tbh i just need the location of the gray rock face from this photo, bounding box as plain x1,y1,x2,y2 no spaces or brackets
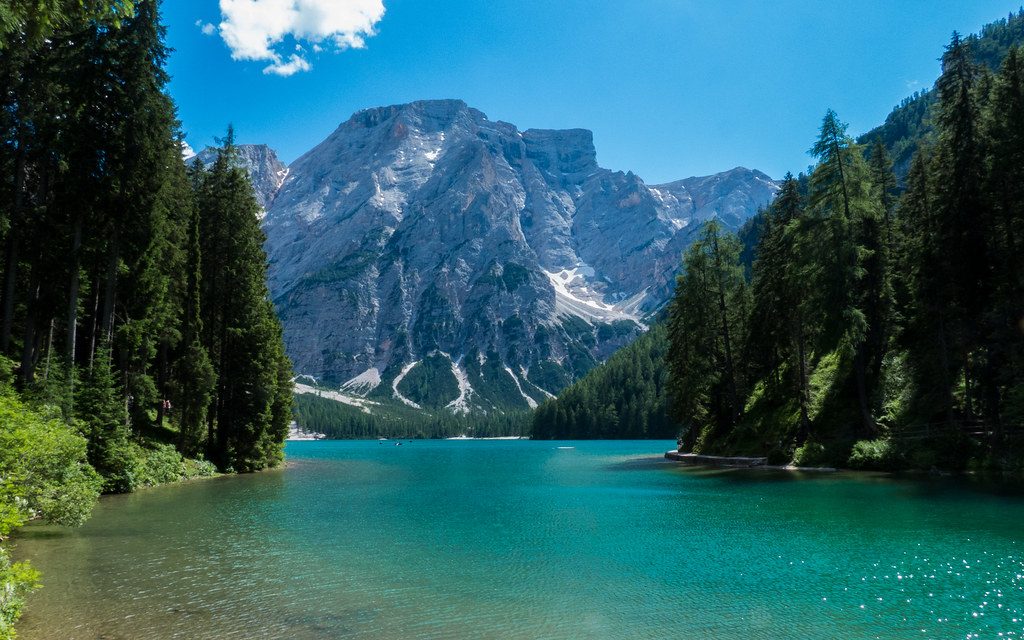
194,144,288,212
256,99,777,412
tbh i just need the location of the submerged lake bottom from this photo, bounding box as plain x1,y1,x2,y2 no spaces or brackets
14,440,1024,639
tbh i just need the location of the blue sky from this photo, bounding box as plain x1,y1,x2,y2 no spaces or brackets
167,1,1020,182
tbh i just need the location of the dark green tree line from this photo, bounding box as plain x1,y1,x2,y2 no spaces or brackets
531,324,675,440
666,36,1024,475
0,0,292,489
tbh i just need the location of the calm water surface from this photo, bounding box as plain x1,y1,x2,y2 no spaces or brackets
14,440,1024,639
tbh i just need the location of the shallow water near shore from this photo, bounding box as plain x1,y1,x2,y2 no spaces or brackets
14,440,1024,639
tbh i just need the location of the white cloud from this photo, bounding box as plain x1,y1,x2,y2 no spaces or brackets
199,21,217,36
216,0,385,76
265,53,312,76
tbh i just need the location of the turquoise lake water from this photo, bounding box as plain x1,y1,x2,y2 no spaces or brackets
14,439,1024,639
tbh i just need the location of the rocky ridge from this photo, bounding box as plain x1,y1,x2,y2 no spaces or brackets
235,100,777,413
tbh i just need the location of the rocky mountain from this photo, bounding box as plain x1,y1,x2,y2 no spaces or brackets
247,100,776,413
193,144,288,212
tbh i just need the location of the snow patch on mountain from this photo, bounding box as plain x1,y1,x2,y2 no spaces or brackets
444,354,474,414
341,367,381,396
544,266,643,325
391,362,422,409
293,382,377,414
504,365,538,409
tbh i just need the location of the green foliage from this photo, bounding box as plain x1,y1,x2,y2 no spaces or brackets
663,26,1024,476
75,346,135,493
806,350,843,422
532,324,675,439
0,4,293,636
396,354,460,409
0,377,101,530
128,443,216,487
666,221,750,448
857,10,1024,178
292,392,529,440
0,0,134,47
195,131,293,472
0,356,99,639
792,441,830,467
848,439,897,471
0,547,39,640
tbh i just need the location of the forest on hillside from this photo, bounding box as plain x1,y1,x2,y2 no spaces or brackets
0,2,292,635
667,33,1024,475
534,12,1024,466
531,324,675,439
294,392,529,440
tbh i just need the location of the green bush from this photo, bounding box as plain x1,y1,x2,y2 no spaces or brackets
792,441,829,467
848,438,895,470
0,547,40,640
183,457,218,480
124,443,217,488
135,443,185,487
0,360,100,639
0,395,101,528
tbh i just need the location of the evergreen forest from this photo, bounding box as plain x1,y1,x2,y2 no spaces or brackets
0,3,292,634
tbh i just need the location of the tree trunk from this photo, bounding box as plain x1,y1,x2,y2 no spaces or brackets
19,278,40,384
66,214,83,366
796,311,811,442
0,230,19,353
43,318,54,380
87,272,100,372
853,348,874,436
100,228,119,343
156,341,167,427
711,232,739,426
1,148,26,353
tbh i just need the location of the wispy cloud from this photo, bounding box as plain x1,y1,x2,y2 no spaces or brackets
214,0,386,76
196,20,217,36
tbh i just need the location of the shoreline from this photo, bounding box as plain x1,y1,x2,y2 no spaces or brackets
664,450,838,473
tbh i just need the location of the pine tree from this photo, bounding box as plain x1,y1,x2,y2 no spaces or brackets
981,45,1024,435
807,109,881,435
868,138,899,246
666,221,749,450
747,174,813,436
932,33,991,420
75,343,133,492
196,130,292,472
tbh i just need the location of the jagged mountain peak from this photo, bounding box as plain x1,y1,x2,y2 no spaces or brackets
241,100,777,414
194,143,287,213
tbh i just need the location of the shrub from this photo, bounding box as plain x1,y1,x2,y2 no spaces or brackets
135,443,186,487
182,457,218,480
848,438,895,470
0,548,40,640
793,441,829,467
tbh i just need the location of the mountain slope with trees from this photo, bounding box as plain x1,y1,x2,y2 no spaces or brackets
667,34,1024,476
858,9,1024,177
531,324,675,439
537,11,1024,465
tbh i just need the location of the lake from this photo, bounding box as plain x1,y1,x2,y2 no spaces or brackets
14,440,1024,639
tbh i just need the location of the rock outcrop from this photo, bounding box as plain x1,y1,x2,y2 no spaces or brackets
248,100,777,412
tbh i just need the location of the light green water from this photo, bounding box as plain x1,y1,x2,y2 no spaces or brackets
13,440,1024,639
